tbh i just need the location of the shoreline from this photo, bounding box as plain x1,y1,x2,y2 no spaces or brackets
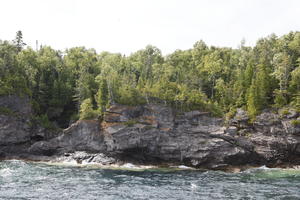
1,97,300,172
1,155,300,173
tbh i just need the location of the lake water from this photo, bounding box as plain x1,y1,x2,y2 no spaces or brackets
0,160,299,200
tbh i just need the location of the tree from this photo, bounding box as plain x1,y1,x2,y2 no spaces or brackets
95,78,109,113
200,51,224,98
3,30,300,126
64,47,100,106
246,64,272,117
273,52,292,91
247,81,259,118
16,48,39,94
13,31,26,52
79,98,97,120
290,63,300,108
0,40,29,96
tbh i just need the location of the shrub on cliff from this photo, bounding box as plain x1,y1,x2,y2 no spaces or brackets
79,98,98,120
291,120,300,127
0,106,15,116
32,114,56,130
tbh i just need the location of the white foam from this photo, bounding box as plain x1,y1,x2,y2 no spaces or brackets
243,165,276,174
81,160,95,165
191,183,198,189
121,163,137,169
178,165,192,169
48,160,79,166
0,168,13,177
257,165,271,170
61,160,78,165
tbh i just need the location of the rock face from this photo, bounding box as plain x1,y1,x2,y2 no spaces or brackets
0,95,32,156
57,120,106,153
0,95,58,158
0,95,32,115
95,105,300,168
250,111,300,164
1,95,300,169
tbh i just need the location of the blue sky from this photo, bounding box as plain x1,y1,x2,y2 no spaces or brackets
0,0,299,55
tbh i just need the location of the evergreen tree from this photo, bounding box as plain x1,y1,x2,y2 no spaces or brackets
13,31,26,52
95,78,109,113
79,98,97,120
3,31,300,126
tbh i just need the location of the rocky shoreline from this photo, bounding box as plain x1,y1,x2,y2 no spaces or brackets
1,95,300,171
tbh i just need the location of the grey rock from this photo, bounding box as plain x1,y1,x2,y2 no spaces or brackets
1,95,300,169
230,109,250,129
281,120,300,135
0,115,31,145
91,153,116,164
28,141,57,156
0,95,32,116
286,109,299,119
53,151,116,165
234,108,249,122
255,112,281,126
56,120,106,153
226,126,238,135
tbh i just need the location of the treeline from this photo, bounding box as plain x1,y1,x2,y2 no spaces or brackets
1,31,300,127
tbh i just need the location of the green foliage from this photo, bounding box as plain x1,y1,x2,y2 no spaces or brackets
0,107,15,116
291,120,300,127
290,92,300,109
79,98,98,120
13,31,26,52
33,114,56,130
289,65,300,109
117,85,146,106
206,101,223,117
70,113,80,122
225,108,237,121
279,108,290,117
124,119,138,127
274,89,288,108
95,77,109,113
247,82,259,118
2,31,300,128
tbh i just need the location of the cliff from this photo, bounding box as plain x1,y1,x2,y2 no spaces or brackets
1,95,300,169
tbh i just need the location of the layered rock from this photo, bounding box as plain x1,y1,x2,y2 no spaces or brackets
1,95,300,169
0,95,58,158
0,95,32,156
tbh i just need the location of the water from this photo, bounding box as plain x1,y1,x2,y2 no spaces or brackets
0,160,300,200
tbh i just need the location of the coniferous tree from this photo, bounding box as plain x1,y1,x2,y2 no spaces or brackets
13,31,26,52
95,78,109,113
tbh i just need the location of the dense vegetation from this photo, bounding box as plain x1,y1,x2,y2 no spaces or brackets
1,31,300,127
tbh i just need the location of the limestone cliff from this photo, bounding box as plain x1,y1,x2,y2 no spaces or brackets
1,95,300,169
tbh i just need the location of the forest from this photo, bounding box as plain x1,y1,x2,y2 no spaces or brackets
1,31,300,128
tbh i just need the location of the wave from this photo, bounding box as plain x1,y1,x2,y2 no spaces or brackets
0,168,13,177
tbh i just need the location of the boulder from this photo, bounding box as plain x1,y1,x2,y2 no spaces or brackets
226,126,238,135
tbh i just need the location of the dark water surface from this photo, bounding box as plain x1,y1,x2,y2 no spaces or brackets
0,160,299,200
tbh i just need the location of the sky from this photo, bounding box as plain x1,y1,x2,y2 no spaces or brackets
0,0,299,55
